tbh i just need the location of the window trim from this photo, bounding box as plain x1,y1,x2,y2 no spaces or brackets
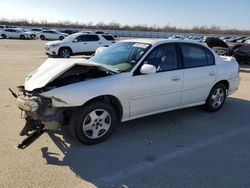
86,34,100,42
178,42,215,69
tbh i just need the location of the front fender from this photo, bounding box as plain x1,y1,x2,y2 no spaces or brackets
40,73,131,118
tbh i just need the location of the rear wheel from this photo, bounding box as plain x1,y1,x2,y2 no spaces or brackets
1,34,6,39
59,36,64,40
59,47,71,58
20,35,25,39
40,35,45,40
69,101,117,145
205,83,227,112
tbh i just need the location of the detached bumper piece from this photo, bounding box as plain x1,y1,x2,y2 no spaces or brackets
17,119,45,149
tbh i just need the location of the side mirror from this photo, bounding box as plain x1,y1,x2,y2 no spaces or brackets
140,64,156,74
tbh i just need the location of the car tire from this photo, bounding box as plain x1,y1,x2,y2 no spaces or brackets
69,101,117,145
20,35,25,39
59,36,64,40
1,34,6,39
40,35,45,40
205,83,227,112
59,47,71,58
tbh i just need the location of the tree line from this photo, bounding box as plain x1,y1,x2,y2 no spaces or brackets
1,18,250,35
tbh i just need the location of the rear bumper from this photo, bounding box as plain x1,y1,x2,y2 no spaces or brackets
228,76,241,95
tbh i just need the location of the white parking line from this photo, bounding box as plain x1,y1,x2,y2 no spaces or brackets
98,126,250,185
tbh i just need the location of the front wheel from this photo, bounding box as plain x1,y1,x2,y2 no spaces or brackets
20,35,25,39
1,34,6,39
205,83,227,112
59,47,71,58
69,101,117,145
40,35,45,40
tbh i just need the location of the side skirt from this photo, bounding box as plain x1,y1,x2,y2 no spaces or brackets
121,101,205,122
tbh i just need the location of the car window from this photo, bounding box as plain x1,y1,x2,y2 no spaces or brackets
5,29,12,32
90,42,151,72
143,44,178,72
32,29,41,31
102,35,115,41
180,44,209,68
74,35,88,42
86,35,100,41
206,49,215,65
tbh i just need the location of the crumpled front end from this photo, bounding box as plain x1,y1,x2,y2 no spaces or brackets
11,58,117,148
15,88,65,133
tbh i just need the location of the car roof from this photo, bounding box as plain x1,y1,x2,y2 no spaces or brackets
72,32,102,36
120,38,206,46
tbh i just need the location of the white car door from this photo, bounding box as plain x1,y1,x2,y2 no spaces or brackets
71,35,90,53
130,44,183,117
47,31,56,40
14,30,22,38
86,35,102,52
179,43,216,105
6,29,15,38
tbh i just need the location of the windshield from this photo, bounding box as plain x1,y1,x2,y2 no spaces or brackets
62,34,78,42
90,42,151,72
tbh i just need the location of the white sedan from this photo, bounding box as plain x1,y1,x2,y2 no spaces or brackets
1,28,35,39
14,39,240,145
37,30,68,40
45,33,115,58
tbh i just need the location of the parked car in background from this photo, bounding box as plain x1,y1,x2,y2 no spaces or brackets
1,28,35,39
185,36,203,42
45,33,115,58
231,44,250,63
245,39,250,44
95,31,105,34
14,39,240,145
19,28,36,38
59,29,79,35
29,28,43,36
38,30,68,40
205,37,232,56
0,25,7,30
229,36,245,43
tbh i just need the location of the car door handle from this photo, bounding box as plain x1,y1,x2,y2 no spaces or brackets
83,43,87,44
171,76,181,81
99,42,102,44
209,71,216,76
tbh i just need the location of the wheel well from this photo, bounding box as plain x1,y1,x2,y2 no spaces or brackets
59,46,72,54
214,80,229,90
83,95,123,122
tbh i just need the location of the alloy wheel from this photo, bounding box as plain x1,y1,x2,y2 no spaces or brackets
82,109,111,139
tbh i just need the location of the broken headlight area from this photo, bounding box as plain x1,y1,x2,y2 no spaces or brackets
10,88,70,149
13,88,64,132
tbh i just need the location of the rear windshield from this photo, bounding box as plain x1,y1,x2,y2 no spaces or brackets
102,35,115,41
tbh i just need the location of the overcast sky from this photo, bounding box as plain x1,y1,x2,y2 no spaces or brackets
0,0,250,30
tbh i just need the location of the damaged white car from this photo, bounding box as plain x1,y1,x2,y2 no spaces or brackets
11,39,240,147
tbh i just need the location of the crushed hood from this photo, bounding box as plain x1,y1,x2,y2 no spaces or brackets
24,58,118,91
